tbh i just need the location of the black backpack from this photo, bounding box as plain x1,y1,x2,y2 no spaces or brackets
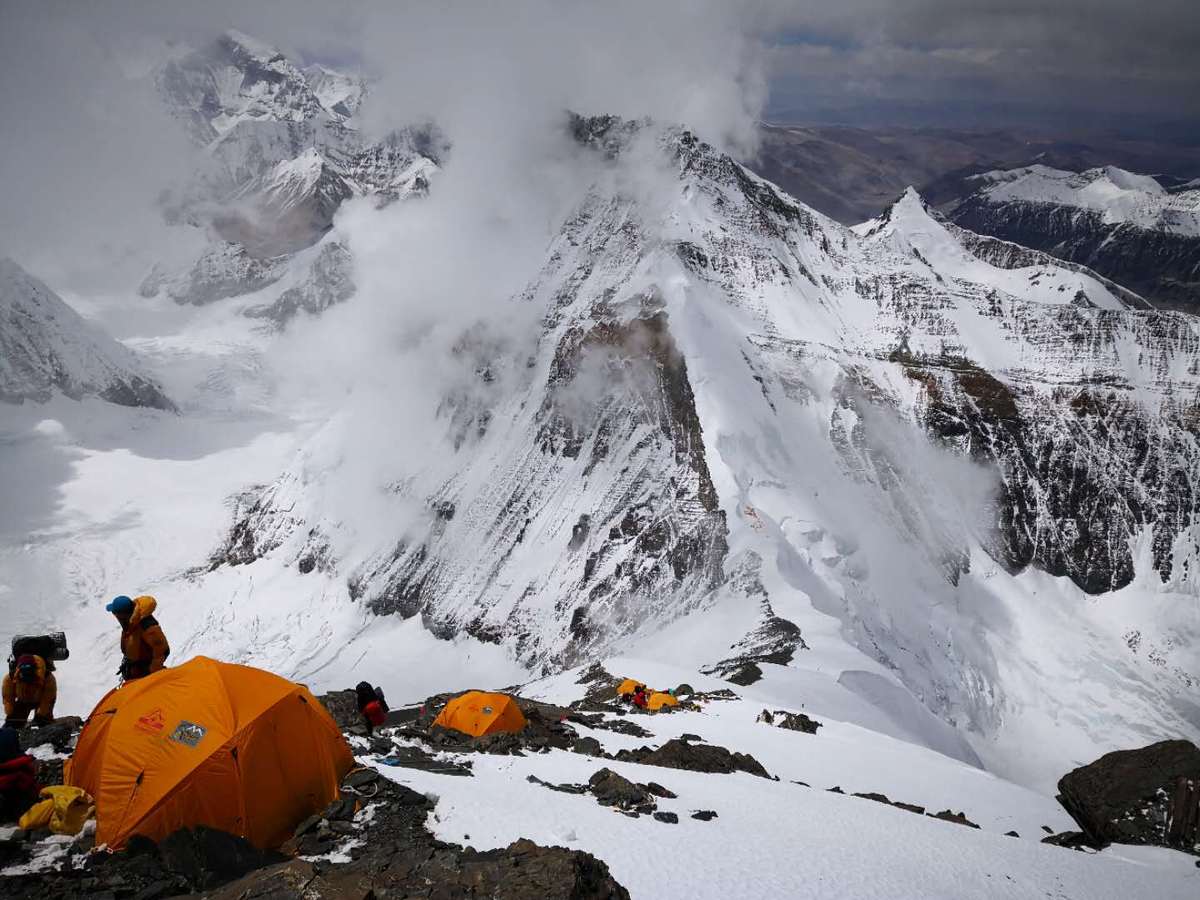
354,681,388,714
9,632,68,673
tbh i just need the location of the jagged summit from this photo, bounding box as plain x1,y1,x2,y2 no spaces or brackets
0,258,174,409
857,187,1140,311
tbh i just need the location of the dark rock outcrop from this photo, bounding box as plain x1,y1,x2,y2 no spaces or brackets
615,738,770,778
927,809,981,829
207,837,631,900
1056,739,1200,851
757,708,822,735
588,768,651,809
0,826,284,899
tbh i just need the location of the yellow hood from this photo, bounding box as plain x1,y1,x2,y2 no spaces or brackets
130,595,157,626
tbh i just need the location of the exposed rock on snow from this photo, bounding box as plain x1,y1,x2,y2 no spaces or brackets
928,808,981,829
1056,739,1200,852
613,737,771,778
0,258,174,409
757,708,823,734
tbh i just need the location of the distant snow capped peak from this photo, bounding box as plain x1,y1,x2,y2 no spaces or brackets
945,162,1200,309
219,29,286,63
966,163,1198,236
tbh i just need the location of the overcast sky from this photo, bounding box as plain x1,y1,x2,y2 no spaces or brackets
762,1,1200,133
1,0,1196,285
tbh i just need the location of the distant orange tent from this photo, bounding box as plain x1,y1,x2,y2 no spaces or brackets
647,692,679,711
432,691,526,737
617,678,643,697
65,656,353,850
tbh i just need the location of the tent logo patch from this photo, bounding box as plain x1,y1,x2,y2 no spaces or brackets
168,720,207,748
135,708,166,734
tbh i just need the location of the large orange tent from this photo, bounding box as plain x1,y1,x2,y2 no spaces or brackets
65,656,353,850
432,691,526,737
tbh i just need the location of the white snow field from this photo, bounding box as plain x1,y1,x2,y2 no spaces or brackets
371,659,1200,900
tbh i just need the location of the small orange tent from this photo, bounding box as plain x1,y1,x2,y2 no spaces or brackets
432,691,526,737
616,678,643,697
647,692,679,711
65,656,353,850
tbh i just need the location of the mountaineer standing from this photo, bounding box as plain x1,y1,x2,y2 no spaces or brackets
107,595,170,682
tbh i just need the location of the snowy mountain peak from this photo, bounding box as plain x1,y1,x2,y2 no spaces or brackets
183,122,1200,793
966,164,1198,236
159,29,337,145
946,162,1200,310
0,258,174,409
857,186,1139,311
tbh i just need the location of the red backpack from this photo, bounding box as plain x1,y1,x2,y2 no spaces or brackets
363,700,386,727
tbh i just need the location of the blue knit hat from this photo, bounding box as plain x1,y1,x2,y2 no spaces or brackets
106,595,134,614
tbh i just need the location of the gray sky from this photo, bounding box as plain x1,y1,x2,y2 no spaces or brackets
762,1,1200,133
1,0,1195,288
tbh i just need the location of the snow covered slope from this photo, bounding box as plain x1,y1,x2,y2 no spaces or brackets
945,164,1200,311
165,117,1198,788
0,257,173,409
370,660,1199,900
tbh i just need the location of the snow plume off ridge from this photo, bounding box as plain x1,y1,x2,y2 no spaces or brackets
0,3,1196,799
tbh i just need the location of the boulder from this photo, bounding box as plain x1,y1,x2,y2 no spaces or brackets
616,738,770,778
644,782,677,799
0,826,283,899
203,839,631,899
758,708,822,734
588,769,650,809
315,690,367,735
1056,739,1200,850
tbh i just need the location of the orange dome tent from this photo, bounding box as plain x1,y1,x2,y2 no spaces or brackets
647,692,679,711
432,691,526,738
65,656,353,850
616,678,643,697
